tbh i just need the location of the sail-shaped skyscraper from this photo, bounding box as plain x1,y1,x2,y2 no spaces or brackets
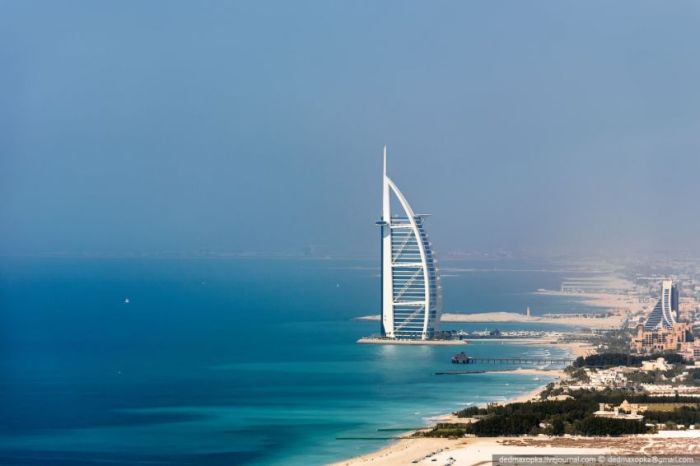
377,147,442,340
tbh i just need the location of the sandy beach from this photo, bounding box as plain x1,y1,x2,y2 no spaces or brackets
441,311,628,329
329,432,700,465
338,288,621,466
327,436,611,466
328,366,568,466
533,289,642,312
357,310,628,329
357,283,645,331
499,340,594,358
556,341,595,358
328,329,700,466
327,340,597,466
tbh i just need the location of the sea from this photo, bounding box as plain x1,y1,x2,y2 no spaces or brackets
0,257,602,466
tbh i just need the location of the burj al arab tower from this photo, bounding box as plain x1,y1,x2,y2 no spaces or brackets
377,147,442,340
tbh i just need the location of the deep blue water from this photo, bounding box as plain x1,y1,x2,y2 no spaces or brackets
0,258,596,466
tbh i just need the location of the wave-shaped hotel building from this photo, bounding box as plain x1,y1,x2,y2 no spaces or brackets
377,147,442,340
643,280,679,330
633,279,699,360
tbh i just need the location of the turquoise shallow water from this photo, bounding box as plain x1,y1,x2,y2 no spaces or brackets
0,258,593,465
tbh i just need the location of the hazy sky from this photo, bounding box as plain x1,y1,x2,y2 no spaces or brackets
2,1,700,258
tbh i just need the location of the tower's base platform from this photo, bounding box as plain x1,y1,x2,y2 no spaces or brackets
357,337,467,345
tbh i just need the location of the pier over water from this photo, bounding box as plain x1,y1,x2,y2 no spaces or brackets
450,351,574,366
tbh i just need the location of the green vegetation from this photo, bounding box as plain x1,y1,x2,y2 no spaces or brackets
563,389,699,405
565,367,590,383
625,365,685,385
638,402,698,412
421,423,471,438
469,413,541,436
689,368,700,386
644,406,700,425
576,416,647,436
596,329,633,353
419,389,700,439
421,395,646,437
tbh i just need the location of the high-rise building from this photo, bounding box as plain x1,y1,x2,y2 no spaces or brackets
633,279,698,358
377,147,442,340
643,280,679,330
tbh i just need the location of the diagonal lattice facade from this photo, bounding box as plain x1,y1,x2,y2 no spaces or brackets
378,147,442,340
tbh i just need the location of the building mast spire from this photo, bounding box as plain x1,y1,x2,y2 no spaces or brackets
380,145,393,337
383,145,387,177
382,145,390,222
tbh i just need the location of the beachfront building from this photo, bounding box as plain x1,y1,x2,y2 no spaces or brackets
632,321,696,357
641,357,673,372
644,280,679,330
378,147,442,340
593,401,646,420
632,319,696,354
640,384,700,397
632,280,696,357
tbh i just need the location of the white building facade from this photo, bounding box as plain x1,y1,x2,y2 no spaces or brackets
378,147,442,340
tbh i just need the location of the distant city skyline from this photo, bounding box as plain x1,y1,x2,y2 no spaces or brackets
3,1,700,258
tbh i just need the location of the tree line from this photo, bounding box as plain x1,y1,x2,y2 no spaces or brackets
420,389,699,438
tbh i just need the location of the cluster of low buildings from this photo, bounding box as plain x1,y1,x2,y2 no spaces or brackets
640,384,700,397
632,321,699,360
565,367,632,391
558,357,700,396
593,400,646,420
549,357,700,422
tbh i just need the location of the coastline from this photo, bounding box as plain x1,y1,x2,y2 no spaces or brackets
357,311,628,329
326,437,612,466
327,341,588,466
326,381,563,466
357,337,468,345
328,433,700,466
